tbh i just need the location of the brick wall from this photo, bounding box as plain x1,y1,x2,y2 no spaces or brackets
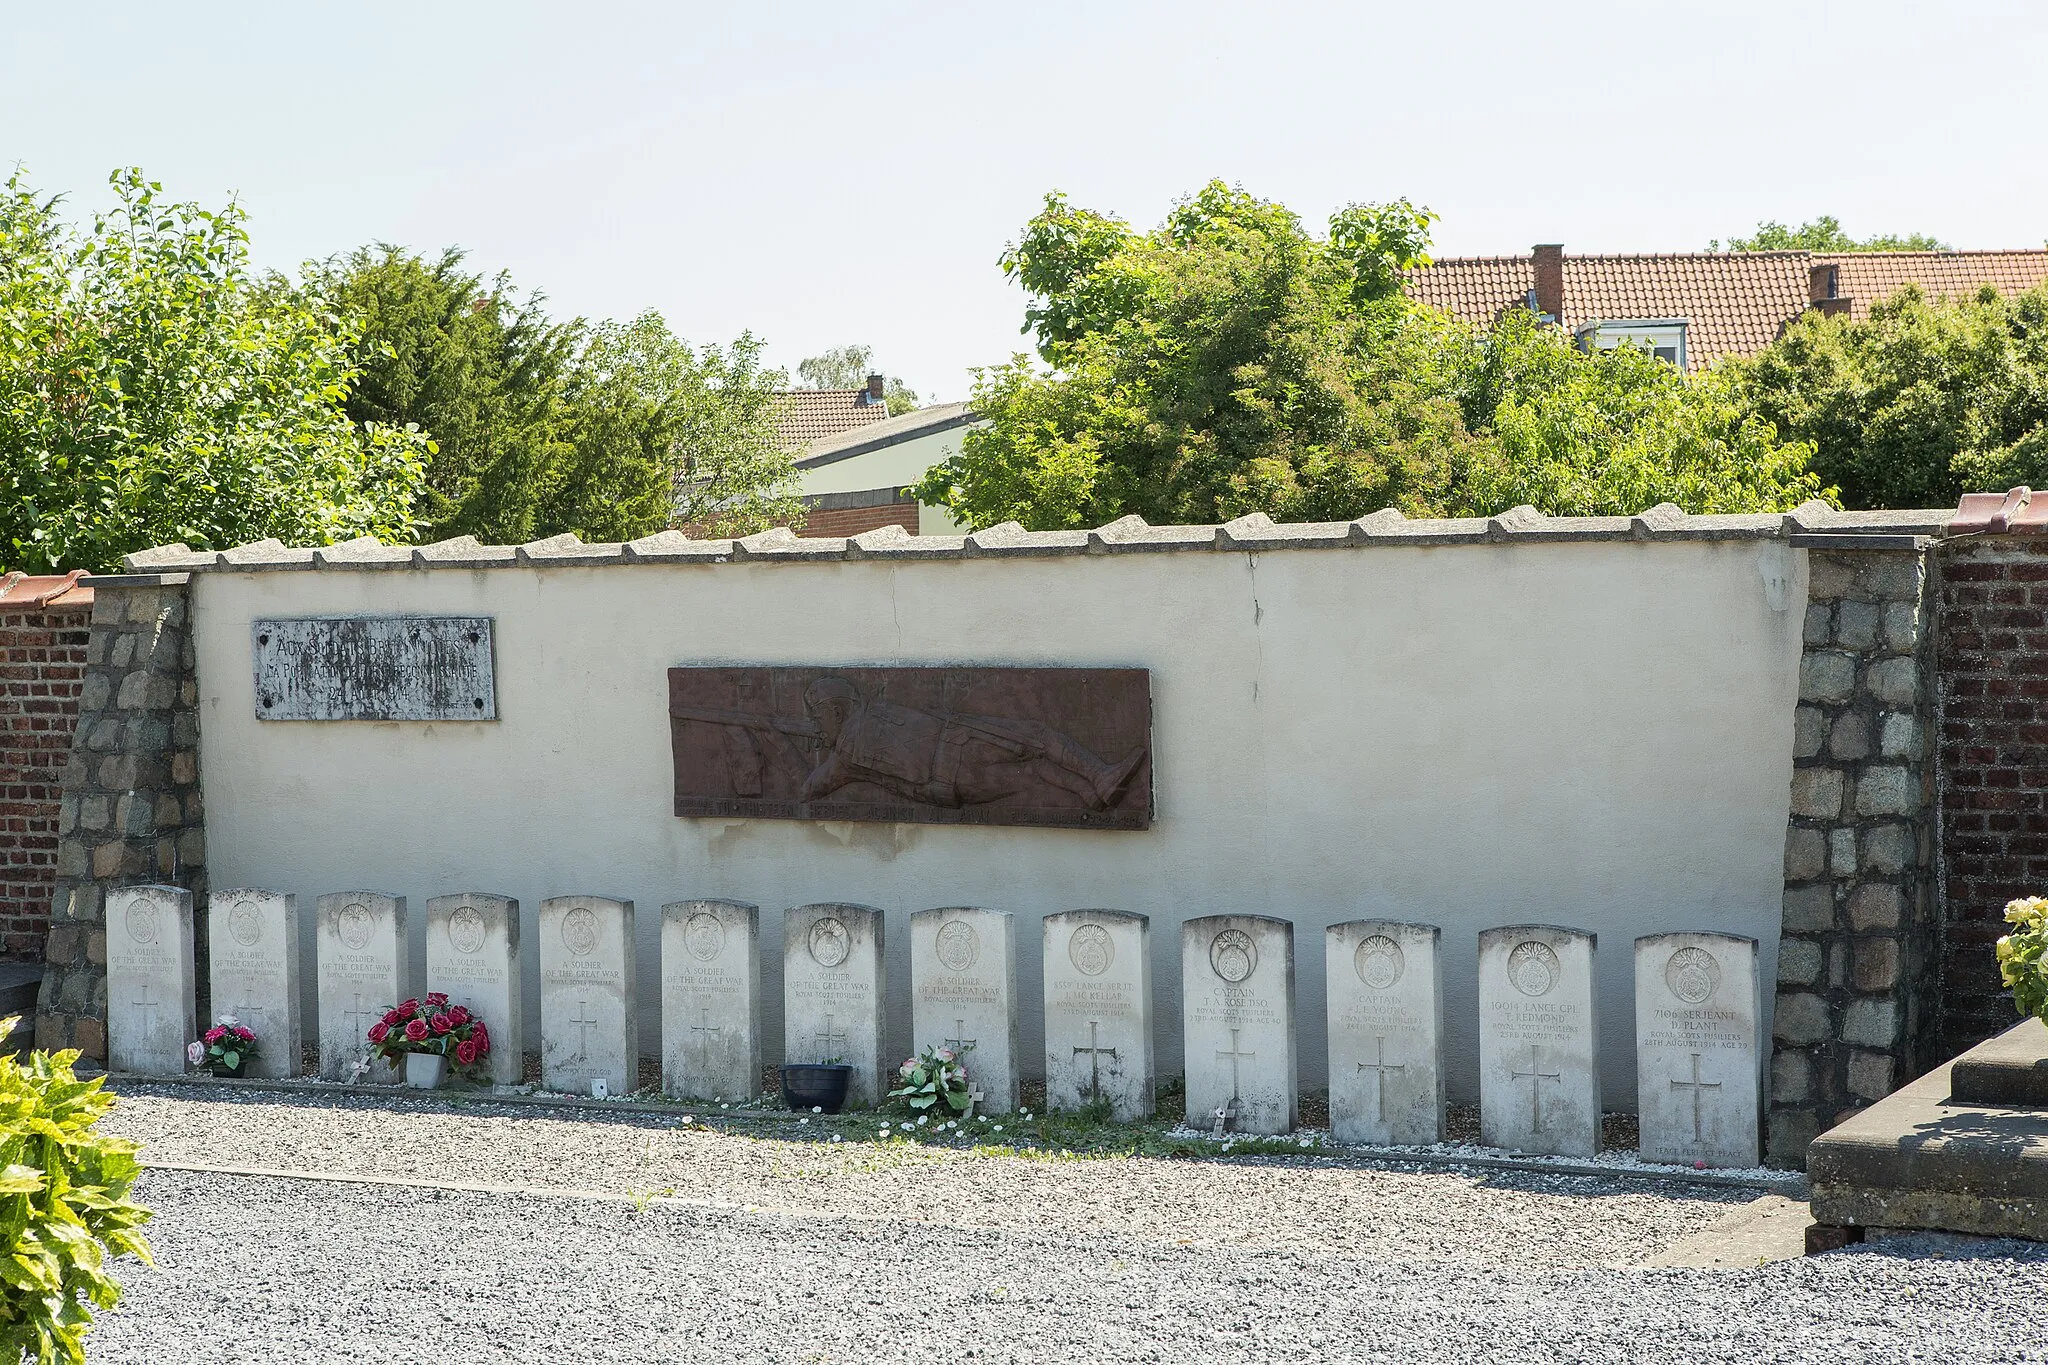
797,501,919,539
1768,547,1941,1166
1933,536,2048,1056
0,580,93,960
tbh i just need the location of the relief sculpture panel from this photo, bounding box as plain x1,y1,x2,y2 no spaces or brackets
669,666,1151,830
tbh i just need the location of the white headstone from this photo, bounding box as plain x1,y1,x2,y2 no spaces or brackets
661,899,760,1100
316,891,408,1083
1042,910,1153,1120
538,896,638,1096
426,893,523,1086
206,889,301,1079
106,885,196,1075
1478,925,1600,1157
1634,932,1761,1168
1326,919,1442,1146
783,903,885,1109
910,907,1019,1114
1181,914,1296,1136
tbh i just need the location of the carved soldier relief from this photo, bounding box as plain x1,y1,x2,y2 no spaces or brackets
669,666,1152,830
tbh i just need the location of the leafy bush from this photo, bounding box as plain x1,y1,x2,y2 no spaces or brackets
0,169,432,574
887,1043,975,1118
1733,284,2048,510
915,181,1827,530
1997,897,2048,1024
0,1018,153,1364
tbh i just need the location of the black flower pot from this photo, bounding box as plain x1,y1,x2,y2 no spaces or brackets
781,1064,853,1114
210,1056,247,1080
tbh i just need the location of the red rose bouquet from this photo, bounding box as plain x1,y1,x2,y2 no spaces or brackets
367,992,491,1077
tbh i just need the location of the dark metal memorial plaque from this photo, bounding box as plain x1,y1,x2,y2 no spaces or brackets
669,666,1151,829
252,617,497,721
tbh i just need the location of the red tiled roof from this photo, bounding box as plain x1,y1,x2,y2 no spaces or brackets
1405,248,2048,369
1813,251,2048,322
774,389,891,450
1404,252,1812,368
0,571,91,608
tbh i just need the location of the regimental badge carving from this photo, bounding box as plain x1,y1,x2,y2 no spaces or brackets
448,905,487,956
1068,924,1114,977
1665,946,1721,1005
684,912,726,963
227,900,263,948
934,921,980,973
338,903,374,951
1507,941,1561,998
1210,929,1257,984
808,917,850,969
1354,935,1405,990
126,901,159,946
668,666,1152,831
561,907,600,958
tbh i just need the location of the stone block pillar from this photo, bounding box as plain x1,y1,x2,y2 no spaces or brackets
34,575,205,1060
1767,548,1940,1166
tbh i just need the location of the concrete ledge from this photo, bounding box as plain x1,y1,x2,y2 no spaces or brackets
1808,1019,2048,1240
1953,1018,2048,1108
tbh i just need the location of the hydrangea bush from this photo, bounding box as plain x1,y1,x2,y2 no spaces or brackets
887,1043,975,1118
1996,896,2048,1024
0,1017,153,1365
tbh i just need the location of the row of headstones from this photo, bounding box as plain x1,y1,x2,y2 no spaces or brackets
104,887,1760,1166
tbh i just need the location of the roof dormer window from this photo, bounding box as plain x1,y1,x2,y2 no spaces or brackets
1574,319,1688,369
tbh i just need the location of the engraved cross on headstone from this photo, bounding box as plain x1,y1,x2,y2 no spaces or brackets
814,1014,849,1056
944,1018,977,1054
1511,1054,1562,1133
131,985,161,1037
691,1010,723,1046
342,992,380,1045
1669,1051,1721,1142
1072,1020,1119,1099
569,999,600,1062
1355,1035,1406,1124
1216,1026,1256,1108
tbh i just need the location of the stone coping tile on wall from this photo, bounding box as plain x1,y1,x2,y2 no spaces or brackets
119,503,1959,575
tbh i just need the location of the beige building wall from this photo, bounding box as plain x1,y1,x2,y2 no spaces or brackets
190,538,1804,1102
796,423,975,534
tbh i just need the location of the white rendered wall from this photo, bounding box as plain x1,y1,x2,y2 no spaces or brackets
192,539,1805,1105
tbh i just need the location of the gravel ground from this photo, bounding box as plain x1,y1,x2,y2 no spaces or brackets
104,1086,1732,1265
91,1169,2048,1365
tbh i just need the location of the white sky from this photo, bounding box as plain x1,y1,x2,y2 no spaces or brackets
7,1,2044,404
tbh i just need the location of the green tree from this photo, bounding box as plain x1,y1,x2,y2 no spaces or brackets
1733,284,2048,508
560,314,802,540
1711,216,1948,252
797,342,920,414
915,182,1824,530
0,170,431,574
314,246,579,543
325,251,801,541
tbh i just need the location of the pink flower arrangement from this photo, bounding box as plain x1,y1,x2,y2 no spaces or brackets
189,1014,260,1075
367,995,491,1078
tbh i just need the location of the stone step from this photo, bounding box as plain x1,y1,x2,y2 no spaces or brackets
1950,1017,2048,1108
1808,1017,2048,1242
